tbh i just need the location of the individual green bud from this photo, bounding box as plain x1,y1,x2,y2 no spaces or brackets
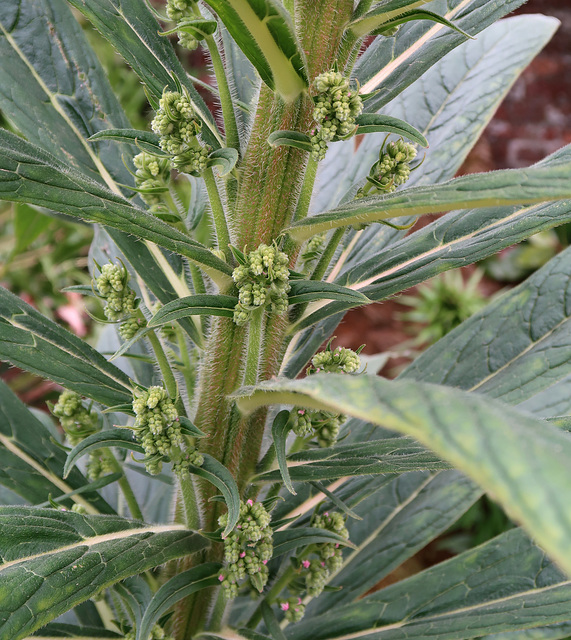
172,448,204,477
71,503,88,515
314,411,344,448
367,138,417,194
300,233,326,272
52,390,98,445
178,30,199,50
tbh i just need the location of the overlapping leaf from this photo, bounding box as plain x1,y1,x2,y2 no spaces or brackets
0,508,207,640
236,374,571,575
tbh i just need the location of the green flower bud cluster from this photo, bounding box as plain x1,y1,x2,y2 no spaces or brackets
124,623,172,640
232,244,290,326
166,0,196,21
362,138,417,195
307,345,361,375
86,451,115,481
133,151,171,207
172,447,204,476
279,597,306,622
95,262,138,322
52,390,98,445
302,512,349,597
300,233,326,272
119,315,147,341
132,387,182,475
218,499,273,598
71,503,88,514
177,30,199,51
151,90,202,156
310,70,363,161
171,144,212,176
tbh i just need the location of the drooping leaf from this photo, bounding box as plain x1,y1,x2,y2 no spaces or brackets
0,380,114,514
287,152,571,241
88,129,165,156
354,114,428,147
66,0,222,149
148,295,239,328
287,280,369,306
0,130,232,283
272,527,356,557
190,455,240,537
0,508,207,640
168,18,218,38
267,130,313,153
63,429,144,479
202,0,308,101
207,148,239,176
354,0,531,112
271,410,295,495
285,528,571,640
136,563,222,640
349,0,430,36
235,373,571,576
0,286,133,408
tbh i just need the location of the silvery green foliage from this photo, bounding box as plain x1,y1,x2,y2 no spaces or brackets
0,1,570,640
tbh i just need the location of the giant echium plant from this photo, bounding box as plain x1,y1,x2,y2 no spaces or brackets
1,0,571,638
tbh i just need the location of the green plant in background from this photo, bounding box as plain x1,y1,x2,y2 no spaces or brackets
2,2,571,640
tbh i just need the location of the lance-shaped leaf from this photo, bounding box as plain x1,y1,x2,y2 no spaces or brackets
32,623,122,637
349,0,430,36
272,527,355,557
88,129,165,156
271,410,295,495
287,280,370,306
402,243,571,411
354,114,428,147
287,153,571,241
267,130,313,153
190,455,240,537
148,295,238,328
0,507,207,640
0,130,232,283
235,373,571,576
64,429,144,479
354,0,530,112
67,0,222,149
202,0,308,102
0,286,132,408
0,380,114,514
137,563,222,640
256,437,449,483
285,527,571,640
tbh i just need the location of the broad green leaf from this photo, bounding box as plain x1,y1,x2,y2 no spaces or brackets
287,280,369,306
0,286,133,408
354,0,530,112
286,527,571,640
0,380,114,514
208,148,240,176
256,436,449,483
64,429,144,479
67,0,222,149
267,130,313,153
349,0,430,36
202,0,308,101
13,204,52,255
236,373,571,575
272,410,295,495
354,114,428,147
402,244,571,411
137,563,222,640
287,153,571,241
0,508,207,640
148,295,239,327
0,130,232,283
88,129,165,156
190,454,240,537
272,527,356,557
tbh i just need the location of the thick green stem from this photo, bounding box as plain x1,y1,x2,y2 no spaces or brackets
244,308,265,386
179,472,201,530
203,168,232,261
311,227,346,281
107,454,144,521
147,330,179,406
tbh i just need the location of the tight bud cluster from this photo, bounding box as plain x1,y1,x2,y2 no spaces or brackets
232,244,290,326
95,263,138,322
300,233,326,272
118,315,147,341
151,89,203,156
124,623,172,640
303,512,349,598
172,448,204,476
364,138,417,195
166,0,196,21
310,70,363,161
171,144,212,176
132,387,182,475
133,151,171,207
290,344,361,446
86,451,115,481
279,597,306,622
218,499,273,598
52,390,98,445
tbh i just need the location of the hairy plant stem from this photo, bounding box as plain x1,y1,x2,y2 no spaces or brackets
244,308,265,386
146,329,180,409
203,168,232,261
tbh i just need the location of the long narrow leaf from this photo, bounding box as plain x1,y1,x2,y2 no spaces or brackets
148,295,239,327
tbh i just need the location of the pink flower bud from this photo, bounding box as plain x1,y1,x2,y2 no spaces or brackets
247,499,254,506
302,560,311,569
281,602,290,611
218,575,224,582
